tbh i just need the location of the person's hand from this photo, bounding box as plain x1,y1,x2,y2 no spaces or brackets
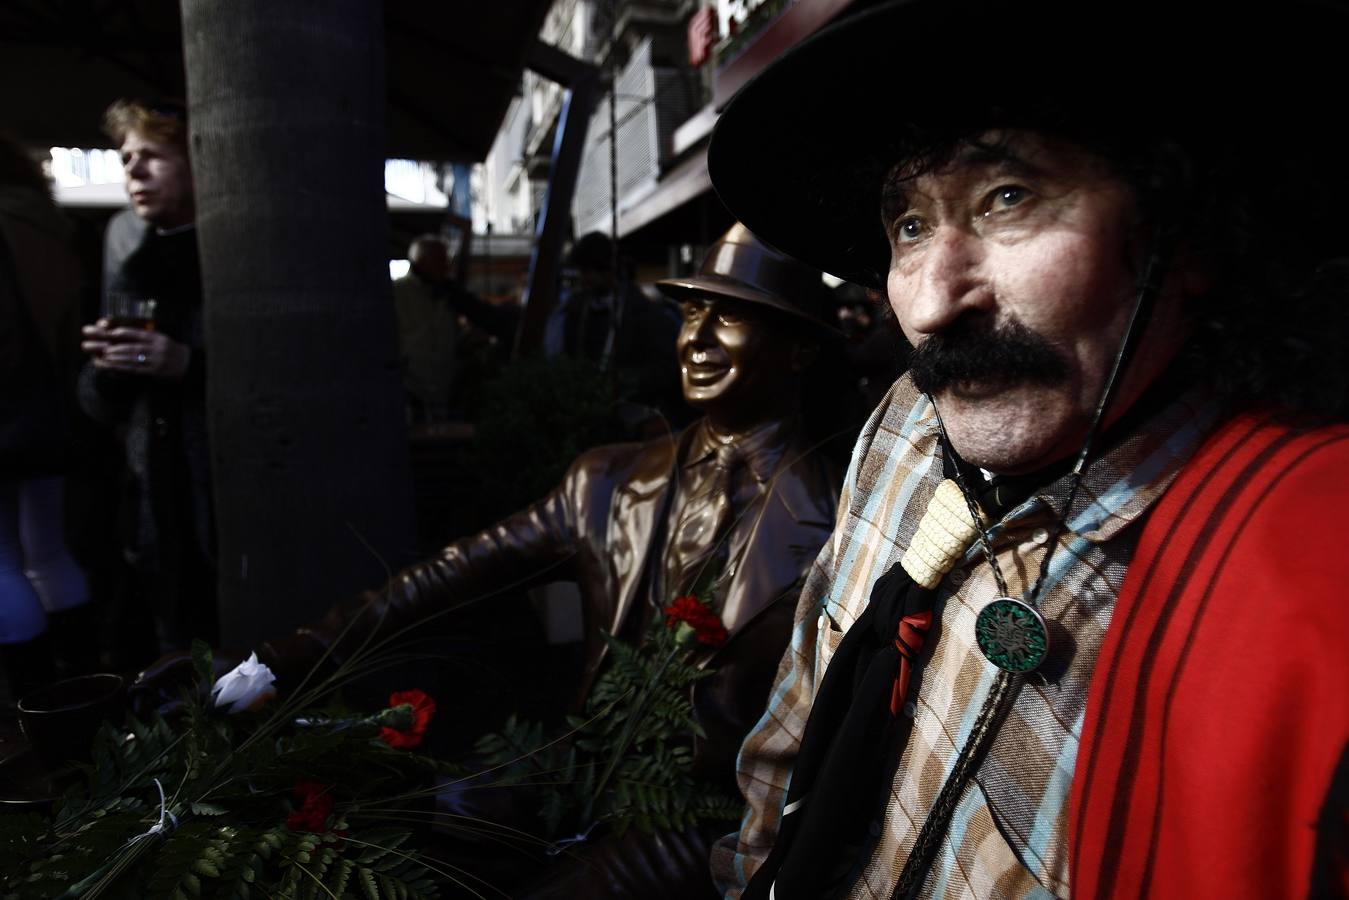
130,649,243,717
81,319,191,380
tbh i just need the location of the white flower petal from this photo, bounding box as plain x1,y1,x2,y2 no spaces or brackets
211,652,277,714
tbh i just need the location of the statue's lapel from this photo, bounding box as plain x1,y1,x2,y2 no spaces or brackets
706,441,835,664
608,430,686,635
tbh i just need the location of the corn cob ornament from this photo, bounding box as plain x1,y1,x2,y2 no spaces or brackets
900,480,981,589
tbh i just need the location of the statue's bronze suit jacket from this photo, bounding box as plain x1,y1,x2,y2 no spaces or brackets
264,422,841,787
255,423,839,897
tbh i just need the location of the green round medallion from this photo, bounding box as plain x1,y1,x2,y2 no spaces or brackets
975,597,1050,673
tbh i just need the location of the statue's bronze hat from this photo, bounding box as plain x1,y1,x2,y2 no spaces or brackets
656,223,837,333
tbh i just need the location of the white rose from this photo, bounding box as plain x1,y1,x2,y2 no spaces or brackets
211,652,278,713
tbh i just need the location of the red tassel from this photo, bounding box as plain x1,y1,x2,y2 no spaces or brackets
890,610,933,716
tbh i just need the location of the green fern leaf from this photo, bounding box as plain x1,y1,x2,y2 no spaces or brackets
189,802,228,817
191,858,220,878
328,859,354,898
357,866,379,900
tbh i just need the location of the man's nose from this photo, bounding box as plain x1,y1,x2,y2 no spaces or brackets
124,155,147,179
896,227,991,336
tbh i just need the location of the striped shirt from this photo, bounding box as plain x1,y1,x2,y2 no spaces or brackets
711,374,1218,899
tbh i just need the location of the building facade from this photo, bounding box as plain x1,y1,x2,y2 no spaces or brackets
476,0,864,279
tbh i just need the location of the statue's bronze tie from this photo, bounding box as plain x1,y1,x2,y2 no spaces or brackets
667,444,744,600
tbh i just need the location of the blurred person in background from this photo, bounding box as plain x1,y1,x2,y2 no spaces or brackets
547,231,688,432
393,234,460,423
832,280,910,414
394,232,521,423
0,135,94,701
78,99,215,657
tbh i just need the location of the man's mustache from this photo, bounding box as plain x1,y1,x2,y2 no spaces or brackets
908,318,1069,395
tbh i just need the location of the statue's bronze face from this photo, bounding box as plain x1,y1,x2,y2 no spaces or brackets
677,295,805,424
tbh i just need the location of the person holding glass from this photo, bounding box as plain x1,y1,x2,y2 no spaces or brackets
78,98,215,658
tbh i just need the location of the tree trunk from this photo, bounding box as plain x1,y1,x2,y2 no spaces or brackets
181,0,415,648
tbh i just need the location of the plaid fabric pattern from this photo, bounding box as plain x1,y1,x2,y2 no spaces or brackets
712,374,1217,899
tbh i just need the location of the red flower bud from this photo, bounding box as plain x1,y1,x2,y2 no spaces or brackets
663,595,728,648
286,780,335,833
379,689,437,749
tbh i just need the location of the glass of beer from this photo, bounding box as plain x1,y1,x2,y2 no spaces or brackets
106,295,157,331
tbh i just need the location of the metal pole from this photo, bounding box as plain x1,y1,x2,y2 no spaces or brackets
513,39,601,355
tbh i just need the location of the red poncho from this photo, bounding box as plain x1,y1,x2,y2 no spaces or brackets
1071,414,1349,899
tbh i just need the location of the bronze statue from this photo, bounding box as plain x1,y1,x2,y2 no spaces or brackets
140,222,844,898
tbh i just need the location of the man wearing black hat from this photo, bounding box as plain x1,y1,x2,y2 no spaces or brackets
141,223,843,897
705,2,1349,898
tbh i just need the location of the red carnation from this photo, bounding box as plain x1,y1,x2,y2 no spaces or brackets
664,595,728,648
379,689,437,749
286,779,334,833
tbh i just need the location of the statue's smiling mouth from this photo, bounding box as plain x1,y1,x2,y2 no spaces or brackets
685,349,730,384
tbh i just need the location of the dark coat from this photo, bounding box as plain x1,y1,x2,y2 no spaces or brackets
0,186,81,477
76,209,213,573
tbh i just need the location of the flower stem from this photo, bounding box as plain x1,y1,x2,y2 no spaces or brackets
581,641,683,825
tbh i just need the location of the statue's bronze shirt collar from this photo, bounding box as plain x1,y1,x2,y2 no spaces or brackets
681,417,798,485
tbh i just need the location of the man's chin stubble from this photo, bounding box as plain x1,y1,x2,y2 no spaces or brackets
942,400,1093,473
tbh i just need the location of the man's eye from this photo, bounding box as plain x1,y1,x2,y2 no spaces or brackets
894,216,924,243
987,185,1028,212
717,313,742,325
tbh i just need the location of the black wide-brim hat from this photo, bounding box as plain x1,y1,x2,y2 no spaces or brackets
708,0,1347,290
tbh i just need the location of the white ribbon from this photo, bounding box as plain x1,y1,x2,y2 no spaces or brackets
145,778,178,836
545,820,599,856
117,777,179,851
